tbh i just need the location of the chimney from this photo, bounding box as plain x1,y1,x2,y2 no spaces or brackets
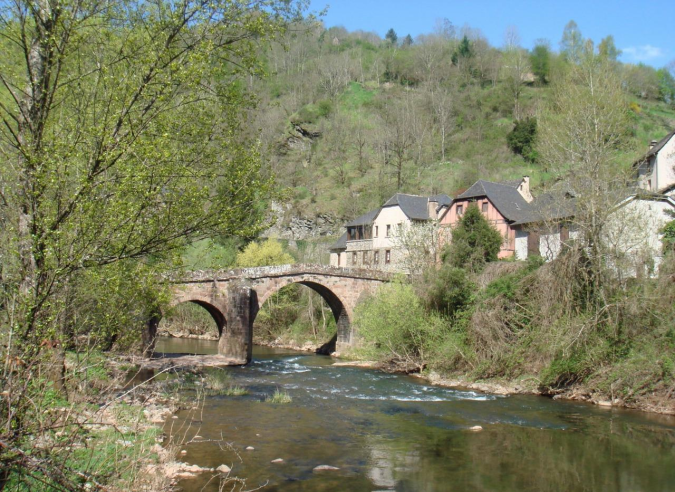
517,176,533,203
428,197,439,220
649,140,658,150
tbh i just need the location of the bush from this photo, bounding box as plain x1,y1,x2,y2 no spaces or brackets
507,118,538,162
236,238,294,267
422,265,475,317
354,281,441,370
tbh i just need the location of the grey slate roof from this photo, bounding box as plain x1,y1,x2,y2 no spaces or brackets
382,193,451,220
456,180,532,222
329,232,347,251
640,128,675,161
511,192,576,225
345,208,380,227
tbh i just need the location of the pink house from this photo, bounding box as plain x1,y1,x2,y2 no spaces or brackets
439,177,534,258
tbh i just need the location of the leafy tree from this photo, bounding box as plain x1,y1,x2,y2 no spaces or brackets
598,35,621,62
236,238,295,267
452,35,472,65
656,68,675,105
530,40,551,84
0,0,304,487
443,204,503,271
560,20,584,64
507,118,538,162
385,28,398,45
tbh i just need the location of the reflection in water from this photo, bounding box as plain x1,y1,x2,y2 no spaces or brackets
158,337,675,492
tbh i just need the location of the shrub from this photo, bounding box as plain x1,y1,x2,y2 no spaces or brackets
354,281,439,369
236,238,294,267
506,117,538,162
422,265,475,317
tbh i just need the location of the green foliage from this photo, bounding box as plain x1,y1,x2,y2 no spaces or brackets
656,68,675,105
385,28,398,45
236,238,295,267
661,220,675,253
423,265,475,317
443,204,504,271
355,281,444,368
506,117,538,162
530,42,551,84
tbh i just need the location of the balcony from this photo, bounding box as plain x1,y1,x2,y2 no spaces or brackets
346,239,373,251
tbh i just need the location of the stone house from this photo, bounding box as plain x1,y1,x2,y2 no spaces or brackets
439,177,534,258
329,193,451,271
635,129,675,194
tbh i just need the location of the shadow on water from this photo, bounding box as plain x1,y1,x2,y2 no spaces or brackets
155,337,675,492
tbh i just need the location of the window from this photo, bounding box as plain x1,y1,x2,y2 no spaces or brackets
337,253,341,267
374,251,379,264
482,202,488,213
385,250,391,264
375,225,379,237
457,205,464,216
386,224,391,237
363,251,369,264
352,252,357,265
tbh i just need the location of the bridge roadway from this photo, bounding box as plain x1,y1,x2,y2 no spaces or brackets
144,264,393,364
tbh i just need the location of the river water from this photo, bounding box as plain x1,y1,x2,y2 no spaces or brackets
155,337,675,492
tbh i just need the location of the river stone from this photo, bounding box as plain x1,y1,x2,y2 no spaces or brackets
271,458,284,463
216,465,231,474
313,465,340,471
245,446,255,451
469,425,483,431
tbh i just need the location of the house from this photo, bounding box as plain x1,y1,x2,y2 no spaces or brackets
603,193,675,277
439,177,534,258
635,129,675,194
329,193,451,271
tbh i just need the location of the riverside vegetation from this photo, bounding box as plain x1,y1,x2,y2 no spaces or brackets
2,2,675,489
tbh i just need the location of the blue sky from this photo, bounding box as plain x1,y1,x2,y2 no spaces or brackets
309,0,674,68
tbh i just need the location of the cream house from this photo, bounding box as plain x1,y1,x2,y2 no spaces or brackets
329,193,451,271
635,129,675,194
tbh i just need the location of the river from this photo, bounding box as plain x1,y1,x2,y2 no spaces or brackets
155,337,675,492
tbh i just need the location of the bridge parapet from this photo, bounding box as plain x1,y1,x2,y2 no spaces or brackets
172,263,397,283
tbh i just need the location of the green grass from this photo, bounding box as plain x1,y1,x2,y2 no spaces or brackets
340,82,375,111
266,388,292,404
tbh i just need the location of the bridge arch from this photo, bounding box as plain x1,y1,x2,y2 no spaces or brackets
252,279,350,354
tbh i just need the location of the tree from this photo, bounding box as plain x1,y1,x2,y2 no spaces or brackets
560,20,584,64
443,204,503,271
598,35,621,62
507,118,538,162
236,238,294,267
537,49,634,312
0,0,303,487
392,221,446,276
502,27,530,119
385,28,398,45
402,34,413,48
530,40,551,84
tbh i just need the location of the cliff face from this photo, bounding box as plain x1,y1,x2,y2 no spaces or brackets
265,202,340,240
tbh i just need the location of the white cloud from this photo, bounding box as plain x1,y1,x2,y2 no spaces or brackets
622,44,665,62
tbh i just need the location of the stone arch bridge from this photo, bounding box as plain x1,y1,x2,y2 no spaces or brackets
144,265,393,364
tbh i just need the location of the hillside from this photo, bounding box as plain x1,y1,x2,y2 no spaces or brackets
242,23,675,237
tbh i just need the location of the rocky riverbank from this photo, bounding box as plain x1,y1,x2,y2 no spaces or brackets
332,359,675,416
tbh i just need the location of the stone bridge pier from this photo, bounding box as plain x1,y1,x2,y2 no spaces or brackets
144,265,392,364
